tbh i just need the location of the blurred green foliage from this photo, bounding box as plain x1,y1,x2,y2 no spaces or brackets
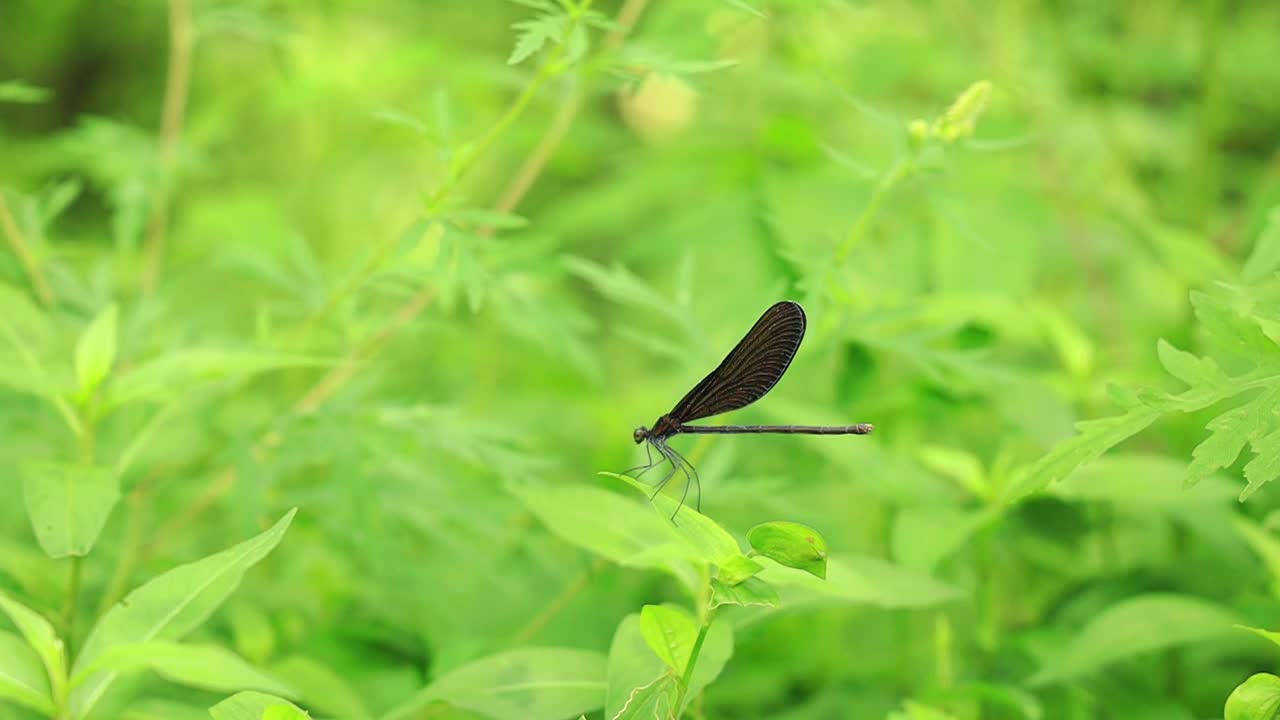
3,0,1280,718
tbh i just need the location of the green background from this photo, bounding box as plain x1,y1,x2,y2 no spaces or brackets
3,0,1280,718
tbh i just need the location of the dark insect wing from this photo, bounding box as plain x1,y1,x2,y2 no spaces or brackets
668,301,806,423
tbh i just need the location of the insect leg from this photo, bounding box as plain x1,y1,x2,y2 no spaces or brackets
621,440,663,479
649,441,682,500
663,444,700,519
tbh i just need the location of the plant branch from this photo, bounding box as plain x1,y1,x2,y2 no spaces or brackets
0,191,54,305
482,0,649,234
141,0,194,295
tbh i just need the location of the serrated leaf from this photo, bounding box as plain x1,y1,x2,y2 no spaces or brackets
747,521,828,579
1244,207,1280,282
208,691,308,720
1003,407,1162,503
508,14,566,65
710,577,779,610
1191,290,1276,359
1029,594,1239,685
639,605,697,674
21,461,121,558
0,629,54,714
75,304,118,396
1186,387,1280,488
72,510,296,717
382,648,606,720
1225,673,1280,720
1157,339,1229,390
1243,428,1280,500
716,554,762,585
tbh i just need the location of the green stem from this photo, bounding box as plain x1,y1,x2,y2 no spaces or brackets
288,2,593,342
677,613,714,713
62,556,82,661
835,157,910,264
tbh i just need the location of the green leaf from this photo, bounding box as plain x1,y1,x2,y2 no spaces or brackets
1029,594,1240,685
106,349,330,409
0,80,51,104
0,591,67,704
1243,207,1280,282
612,674,679,720
208,691,308,720
716,555,763,585
382,648,607,720
1238,625,1280,650
71,642,294,697
605,614,664,720
122,698,211,720
1156,339,1229,391
710,577,779,610
1186,388,1280,488
681,619,732,714
506,481,700,593
270,656,371,719
1227,673,1280,720
71,509,296,718
1003,407,1162,503
747,521,829,579
508,14,566,65
1243,427,1280,500
21,461,121,558
0,629,54,714
639,605,697,675
606,473,741,565
75,303,118,396
262,706,310,720
759,555,964,609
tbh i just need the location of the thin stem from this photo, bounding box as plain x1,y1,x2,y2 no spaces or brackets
512,559,604,643
96,484,150,616
1195,0,1223,232
835,157,909,264
0,191,54,305
141,0,194,295
61,557,83,660
677,615,713,710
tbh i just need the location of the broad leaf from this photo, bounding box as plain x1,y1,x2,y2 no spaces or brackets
71,642,294,697
716,555,763,586
383,647,607,720
759,555,964,609
605,615,664,720
21,461,120,558
1225,673,1280,720
71,510,296,717
0,590,66,702
75,303,118,396
208,691,307,720
747,521,828,579
710,578,779,610
1029,594,1240,685
639,605,697,674
612,674,679,720
0,629,54,715
606,473,741,565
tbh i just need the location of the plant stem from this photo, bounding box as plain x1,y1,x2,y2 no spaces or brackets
62,556,83,660
676,611,714,715
512,559,605,643
141,0,193,295
0,191,54,305
835,157,909,264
